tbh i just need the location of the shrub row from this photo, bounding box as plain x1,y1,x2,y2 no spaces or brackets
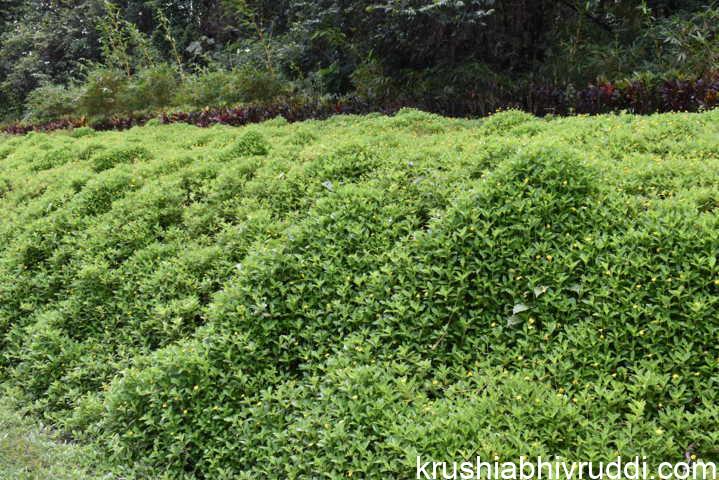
527,73,719,116
3,72,718,136
1,109,719,477
0,97,375,136
20,66,290,124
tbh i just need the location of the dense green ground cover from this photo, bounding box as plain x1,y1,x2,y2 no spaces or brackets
0,398,102,480
0,110,718,478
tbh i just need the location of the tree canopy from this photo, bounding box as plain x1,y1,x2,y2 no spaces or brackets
0,0,716,121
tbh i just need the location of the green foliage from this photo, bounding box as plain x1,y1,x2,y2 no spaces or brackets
70,63,289,122
222,0,280,76
70,127,97,139
0,397,107,479
541,3,719,83
350,56,399,103
97,0,157,75
175,67,288,109
122,64,180,112
1,110,719,477
480,108,536,133
1,0,717,124
0,0,104,121
220,130,270,158
646,7,719,76
24,85,81,122
154,7,185,76
91,145,152,172
77,68,130,119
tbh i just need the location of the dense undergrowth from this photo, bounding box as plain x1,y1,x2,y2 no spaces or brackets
0,397,101,479
4,70,719,136
1,109,719,478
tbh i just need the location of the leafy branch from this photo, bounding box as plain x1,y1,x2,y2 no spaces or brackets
224,0,277,77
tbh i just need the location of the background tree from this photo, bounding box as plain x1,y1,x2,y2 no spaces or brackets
1,0,716,122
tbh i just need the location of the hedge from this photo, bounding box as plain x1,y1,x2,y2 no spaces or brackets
0,109,718,478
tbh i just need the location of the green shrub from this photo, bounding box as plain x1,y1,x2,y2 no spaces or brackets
77,68,129,120
306,143,380,181
351,57,399,104
24,84,80,122
72,168,137,215
1,110,719,478
121,65,180,113
90,145,151,172
0,177,11,199
31,146,77,172
480,108,536,134
175,67,287,109
144,118,162,127
219,130,270,159
70,127,96,139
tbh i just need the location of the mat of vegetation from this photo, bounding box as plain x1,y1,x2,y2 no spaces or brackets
0,398,102,480
0,109,718,478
